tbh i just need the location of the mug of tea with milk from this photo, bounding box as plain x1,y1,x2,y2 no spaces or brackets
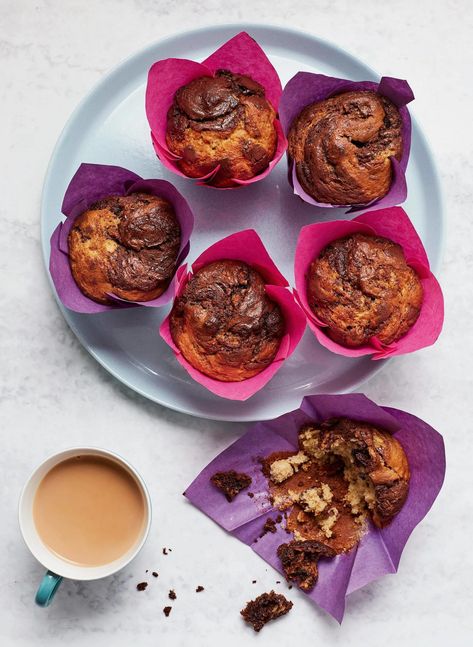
19,448,151,606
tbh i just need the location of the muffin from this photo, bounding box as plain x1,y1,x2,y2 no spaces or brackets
68,193,181,304
166,70,277,187
307,232,423,347
169,260,284,381
288,90,403,205
299,418,410,528
264,418,410,565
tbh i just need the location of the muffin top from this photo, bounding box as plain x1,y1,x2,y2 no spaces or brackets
68,193,181,304
166,70,277,187
307,232,423,347
169,260,284,381
288,90,403,205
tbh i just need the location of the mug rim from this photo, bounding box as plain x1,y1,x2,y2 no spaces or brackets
18,446,152,581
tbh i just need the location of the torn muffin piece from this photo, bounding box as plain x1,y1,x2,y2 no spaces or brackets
269,452,309,483
299,418,410,528
277,540,336,591
264,418,410,559
210,470,252,501
240,591,293,632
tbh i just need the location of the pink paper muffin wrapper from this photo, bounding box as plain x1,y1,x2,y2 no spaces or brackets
278,73,414,212
160,229,306,400
145,31,287,188
293,207,444,359
185,393,445,623
49,163,195,313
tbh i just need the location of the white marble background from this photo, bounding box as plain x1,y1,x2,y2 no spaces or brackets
1,0,472,645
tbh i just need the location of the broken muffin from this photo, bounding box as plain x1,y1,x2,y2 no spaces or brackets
240,591,293,632
210,469,252,501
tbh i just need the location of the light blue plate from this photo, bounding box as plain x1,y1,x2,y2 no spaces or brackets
40,25,443,422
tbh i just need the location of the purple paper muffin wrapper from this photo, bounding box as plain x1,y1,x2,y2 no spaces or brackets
278,73,414,212
145,31,287,188
49,163,194,313
185,393,445,622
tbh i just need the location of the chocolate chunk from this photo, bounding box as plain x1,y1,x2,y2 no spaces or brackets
241,591,293,632
136,582,148,591
163,606,172,617
277,540,336,591
152,571,158,578
195,585,204,593
210,469,252,501
168,590,176,600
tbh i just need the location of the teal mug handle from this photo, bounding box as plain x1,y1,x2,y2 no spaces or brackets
35,571,63,607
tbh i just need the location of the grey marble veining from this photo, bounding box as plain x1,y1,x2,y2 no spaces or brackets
0,0,472,645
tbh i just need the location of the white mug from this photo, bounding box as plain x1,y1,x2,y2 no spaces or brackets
19,447,152,606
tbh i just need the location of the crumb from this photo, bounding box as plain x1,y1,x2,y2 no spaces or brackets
169,590,176,600
277,540,336,591
276,581,281,584
247,492,254,498
252,580,257,584
196,585,204,593
210,470,252,501
269,452,309,484
163,606,172,617
288,585,293,589
152,572,158,578
162,548,168,555
145,569,148,573
241,591,293,632
136,582,148,591
261,517,277,536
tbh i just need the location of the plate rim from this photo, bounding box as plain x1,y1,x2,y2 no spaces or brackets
40,23,444,422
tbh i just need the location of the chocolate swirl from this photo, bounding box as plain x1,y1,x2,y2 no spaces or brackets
307,233,423,347
68,193,181,304
288,91,403,205
170,260,284,381
166,70,277,187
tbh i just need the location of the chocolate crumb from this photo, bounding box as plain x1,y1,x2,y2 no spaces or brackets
196,585,204,593
247,492,255,498
252,580,257,584
163,606,172,617
163,548,168,555
276,581,281,584
210,470,252,501
169,590,177,600
152,572,158,578
136,582,148,591
241,591,293,632
145,570,148,573
277,540,336,591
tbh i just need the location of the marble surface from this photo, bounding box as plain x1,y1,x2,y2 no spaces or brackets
1,0,472,645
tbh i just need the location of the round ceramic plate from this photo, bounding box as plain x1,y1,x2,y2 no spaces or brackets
41,24,443,422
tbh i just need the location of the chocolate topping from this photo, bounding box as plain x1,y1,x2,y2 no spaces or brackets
307,232,423,346
288,91,403,205
170,260,284,381
166,70,276,187
68,193,181,304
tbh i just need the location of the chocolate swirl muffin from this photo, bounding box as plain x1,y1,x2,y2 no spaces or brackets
169,260,284,381
68,193,181,304
288,91,403,204
166,70,277,187
299,418,410,528
307,233,423,347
